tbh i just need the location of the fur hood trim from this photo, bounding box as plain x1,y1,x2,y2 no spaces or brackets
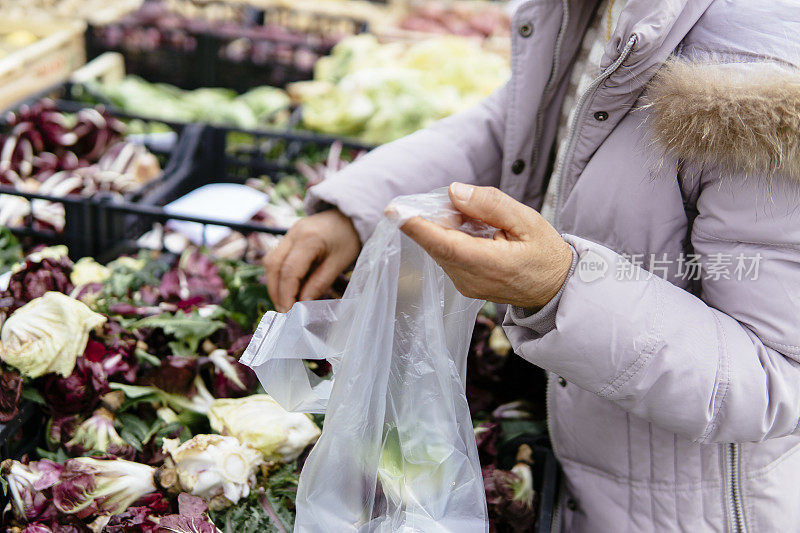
645,59,800,181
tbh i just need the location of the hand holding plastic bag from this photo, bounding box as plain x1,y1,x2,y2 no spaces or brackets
242,188,495,532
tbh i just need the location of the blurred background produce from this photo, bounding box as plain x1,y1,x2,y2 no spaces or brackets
288,33,509,144
73,76,291,130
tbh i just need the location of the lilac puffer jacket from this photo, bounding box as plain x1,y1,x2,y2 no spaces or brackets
305,0,800,530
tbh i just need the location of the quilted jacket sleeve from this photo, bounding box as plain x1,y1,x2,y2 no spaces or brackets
304,84,507,243
504,164,800,443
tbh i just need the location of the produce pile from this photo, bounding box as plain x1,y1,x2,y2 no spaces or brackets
73,76,291,130
397,1,511,39
92,0,342,79
288,34,509,144
0,235,309,532
0,100,162,231
0,226,546,532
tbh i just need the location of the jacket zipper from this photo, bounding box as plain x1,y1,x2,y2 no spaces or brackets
551,34,637,229
538,5,569,521
531,0,571,173
542,35,637,533
725,443,748,533
545,375,560,532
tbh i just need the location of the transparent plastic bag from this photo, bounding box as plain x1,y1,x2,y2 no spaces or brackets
241,188,495,532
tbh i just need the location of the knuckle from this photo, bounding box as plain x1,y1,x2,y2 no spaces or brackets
478,187,507,214
438,242,459,264
279,261,300,279
290,218,316,237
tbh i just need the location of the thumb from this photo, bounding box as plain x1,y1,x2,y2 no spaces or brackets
448,182,539,237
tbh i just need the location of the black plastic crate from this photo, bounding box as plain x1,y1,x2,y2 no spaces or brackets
208,125,374,184
91,125,374,263
0,401,45,515
93,197,289,263
210,6,368,90
84,0,252,90
86,1,368,91
0,95,205,260
0,402,44,462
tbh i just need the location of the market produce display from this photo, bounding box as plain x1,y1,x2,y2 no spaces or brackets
288,34,510,144
0,99,162,231
89,0,348,90
0,240,309,531
0,1,553,530
73,76,291,130
0,227,545,531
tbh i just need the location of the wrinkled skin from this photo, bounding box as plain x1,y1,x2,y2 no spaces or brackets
399,184,572,310
264,208,360,312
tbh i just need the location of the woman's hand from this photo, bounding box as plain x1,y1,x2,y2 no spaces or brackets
399,183,573,310
265,208,361,312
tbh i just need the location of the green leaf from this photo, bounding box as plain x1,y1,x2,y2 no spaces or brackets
209,464,299,533
135,349,162,367
36,447,69,462
110,382,158,399
116,412,151,442
216,259,273,329
0,227,23,274
120,429,143,452
21,387,46,406
131,311,225,354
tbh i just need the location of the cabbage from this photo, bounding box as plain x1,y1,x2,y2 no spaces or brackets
293,34,510,144
237,86,291,122
0,292,107,378
207,395,320,462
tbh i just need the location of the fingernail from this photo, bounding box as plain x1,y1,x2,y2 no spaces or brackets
450,182,474,203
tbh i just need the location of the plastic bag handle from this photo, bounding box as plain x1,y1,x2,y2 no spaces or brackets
241,298,355,413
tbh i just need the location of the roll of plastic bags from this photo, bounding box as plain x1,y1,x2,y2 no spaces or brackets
241,188,494,532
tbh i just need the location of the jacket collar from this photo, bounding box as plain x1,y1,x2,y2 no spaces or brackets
602,0,714,91
646,59,800,182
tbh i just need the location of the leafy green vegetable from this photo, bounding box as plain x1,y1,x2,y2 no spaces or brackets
76,76,290,130
21,386,46,406
209,464,298,533
217,260,272,330
0,227,22,274
99,252,172,304
131,310,225,355
291,34,509,144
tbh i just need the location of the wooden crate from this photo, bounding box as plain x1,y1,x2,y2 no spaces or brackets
0,0,143,25
0,19,86,111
